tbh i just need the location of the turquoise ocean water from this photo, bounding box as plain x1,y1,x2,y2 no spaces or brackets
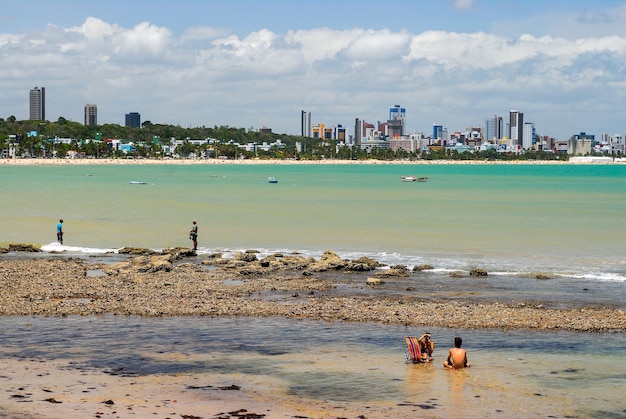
1,163,625,280
1,162,625,417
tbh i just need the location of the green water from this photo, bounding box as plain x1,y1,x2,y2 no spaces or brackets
1,163,625,276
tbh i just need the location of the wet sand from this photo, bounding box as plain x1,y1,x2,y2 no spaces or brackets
0,357,345,419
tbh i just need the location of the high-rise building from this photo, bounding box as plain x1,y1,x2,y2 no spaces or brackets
29,87,45,121
432,124,443,140
485,115,504,141
388,105,405,138
301,111,311,137
84,104,97,126
523,122,535,149
125,112,141,128
509,110,524,147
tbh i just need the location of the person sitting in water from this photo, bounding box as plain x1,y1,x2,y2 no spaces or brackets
418,333,434,362
443,336,471,370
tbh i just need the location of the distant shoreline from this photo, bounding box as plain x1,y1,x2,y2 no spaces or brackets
0,157,608,165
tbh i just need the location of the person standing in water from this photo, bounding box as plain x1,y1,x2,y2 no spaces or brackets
189,220,198,251
443,337,471,370
56,219,64,244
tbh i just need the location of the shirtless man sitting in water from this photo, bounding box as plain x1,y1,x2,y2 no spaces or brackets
443,337,471,370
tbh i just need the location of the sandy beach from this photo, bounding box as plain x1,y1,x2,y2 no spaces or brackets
1,157,581,165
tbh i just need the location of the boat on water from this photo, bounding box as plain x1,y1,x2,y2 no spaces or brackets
128,181,147,185
401,176,428,182
268,177,278,184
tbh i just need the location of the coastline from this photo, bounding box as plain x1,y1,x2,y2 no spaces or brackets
0,157,588,165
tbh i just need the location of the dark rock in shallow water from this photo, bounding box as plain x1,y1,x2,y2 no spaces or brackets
351,256,385,269
8,243,42,252
470,269,488,277
118,247,157,255
413,264,434,271
235,251,258,263
374,268,408,278
344,262,372,272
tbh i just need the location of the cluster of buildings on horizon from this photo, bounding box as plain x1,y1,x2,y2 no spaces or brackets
302,105,625,156
24,87,626,156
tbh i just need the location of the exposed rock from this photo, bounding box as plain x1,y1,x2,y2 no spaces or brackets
352,256,385,269
162,247,196,259
118,247,157,255
449,271,465,278
308,250,347,272
278,255,314,270
366,277,385,286
8,243,42,252
536,274,551,280
0,255,624,333
374,268,408,278
470,269,488,277
413,264,434,271
234,251,258,263
344,262,372,272
103,254,173,275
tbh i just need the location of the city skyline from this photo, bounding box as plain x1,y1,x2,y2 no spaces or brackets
2,1,626,139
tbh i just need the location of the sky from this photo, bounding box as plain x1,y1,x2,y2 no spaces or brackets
1,0,625,140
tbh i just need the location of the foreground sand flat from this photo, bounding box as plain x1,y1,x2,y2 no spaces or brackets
0,255,623,418
0,357,370,419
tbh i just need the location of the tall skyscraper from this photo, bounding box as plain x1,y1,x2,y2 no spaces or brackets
84,104,97,126
301,110,311,137
125,112,141,128
29,87,45,121
432,124,443,140
523,122,535,150
485,115,504,141
509,110,524,147
388,105,405,137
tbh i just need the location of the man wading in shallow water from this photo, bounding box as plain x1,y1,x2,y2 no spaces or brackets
56,219,63,245
189,220,198,251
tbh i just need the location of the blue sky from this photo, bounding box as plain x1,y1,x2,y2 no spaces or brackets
1,0,625,139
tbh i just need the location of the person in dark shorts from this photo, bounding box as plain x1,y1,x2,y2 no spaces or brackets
189,220,198,250
56,219,64,244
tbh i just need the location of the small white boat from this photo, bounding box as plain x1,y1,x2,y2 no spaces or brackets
268,177,278,184
401,176,428,182
128,181,147,185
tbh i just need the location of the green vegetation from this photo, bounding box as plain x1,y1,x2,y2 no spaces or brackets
0,116,569,161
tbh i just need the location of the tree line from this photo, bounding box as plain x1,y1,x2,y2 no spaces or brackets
0,116,566,161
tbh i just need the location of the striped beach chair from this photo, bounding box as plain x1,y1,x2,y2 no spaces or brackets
404,336,423,364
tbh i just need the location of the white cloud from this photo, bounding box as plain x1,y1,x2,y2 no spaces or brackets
453,0,475,10
0,16,625,138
